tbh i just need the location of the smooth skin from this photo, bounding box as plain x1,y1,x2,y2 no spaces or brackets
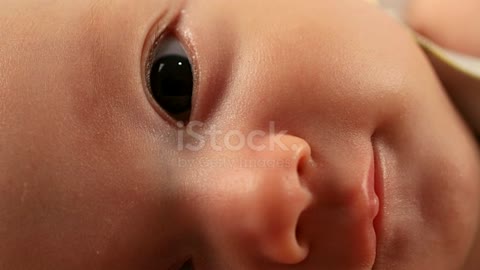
406,0,480,269
0,0,479,269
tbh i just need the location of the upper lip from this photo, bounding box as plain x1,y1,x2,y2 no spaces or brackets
300,139,383,268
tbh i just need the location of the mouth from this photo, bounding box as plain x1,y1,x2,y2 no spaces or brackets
368,149,380,220
301,137,385,268
371,137,384,269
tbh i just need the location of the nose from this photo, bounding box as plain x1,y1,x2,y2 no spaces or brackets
209,134,315,265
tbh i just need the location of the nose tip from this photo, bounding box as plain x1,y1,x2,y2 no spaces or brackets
237,134,314,265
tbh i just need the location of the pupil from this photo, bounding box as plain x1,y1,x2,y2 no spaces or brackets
150,55,193,117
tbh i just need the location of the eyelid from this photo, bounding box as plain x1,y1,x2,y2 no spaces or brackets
141,0,188,95
141,2,197,126
144,25,182,96
153,35,189,59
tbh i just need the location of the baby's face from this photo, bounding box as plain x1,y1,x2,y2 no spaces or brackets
1,0,479,269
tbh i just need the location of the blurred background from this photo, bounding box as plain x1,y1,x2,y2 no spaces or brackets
379,0,407,18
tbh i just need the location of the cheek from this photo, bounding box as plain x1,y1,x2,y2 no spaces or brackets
0,67,180,267
210,2,420,142
1,146,138,267
365,23,480,268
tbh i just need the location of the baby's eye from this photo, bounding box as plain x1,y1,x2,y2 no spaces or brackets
149,35,193,123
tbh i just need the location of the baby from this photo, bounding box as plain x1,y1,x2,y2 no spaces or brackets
0,0,479,270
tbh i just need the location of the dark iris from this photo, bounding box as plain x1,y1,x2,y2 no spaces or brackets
150,55,193,121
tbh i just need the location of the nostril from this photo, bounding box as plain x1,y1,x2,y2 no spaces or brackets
266,227,310,265
290,138,315,263
297,155,307,176
295,217,309,258
288,137,315,264
293,139,316,184
297,154,315,178
235,134,314,265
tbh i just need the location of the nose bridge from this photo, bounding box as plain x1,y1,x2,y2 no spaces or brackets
215,133,315,265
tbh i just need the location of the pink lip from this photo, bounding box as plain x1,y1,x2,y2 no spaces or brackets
371,141,384,269
368,152,380,220
372,142,384,224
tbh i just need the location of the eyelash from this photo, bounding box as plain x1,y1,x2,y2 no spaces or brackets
145,29,166,95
